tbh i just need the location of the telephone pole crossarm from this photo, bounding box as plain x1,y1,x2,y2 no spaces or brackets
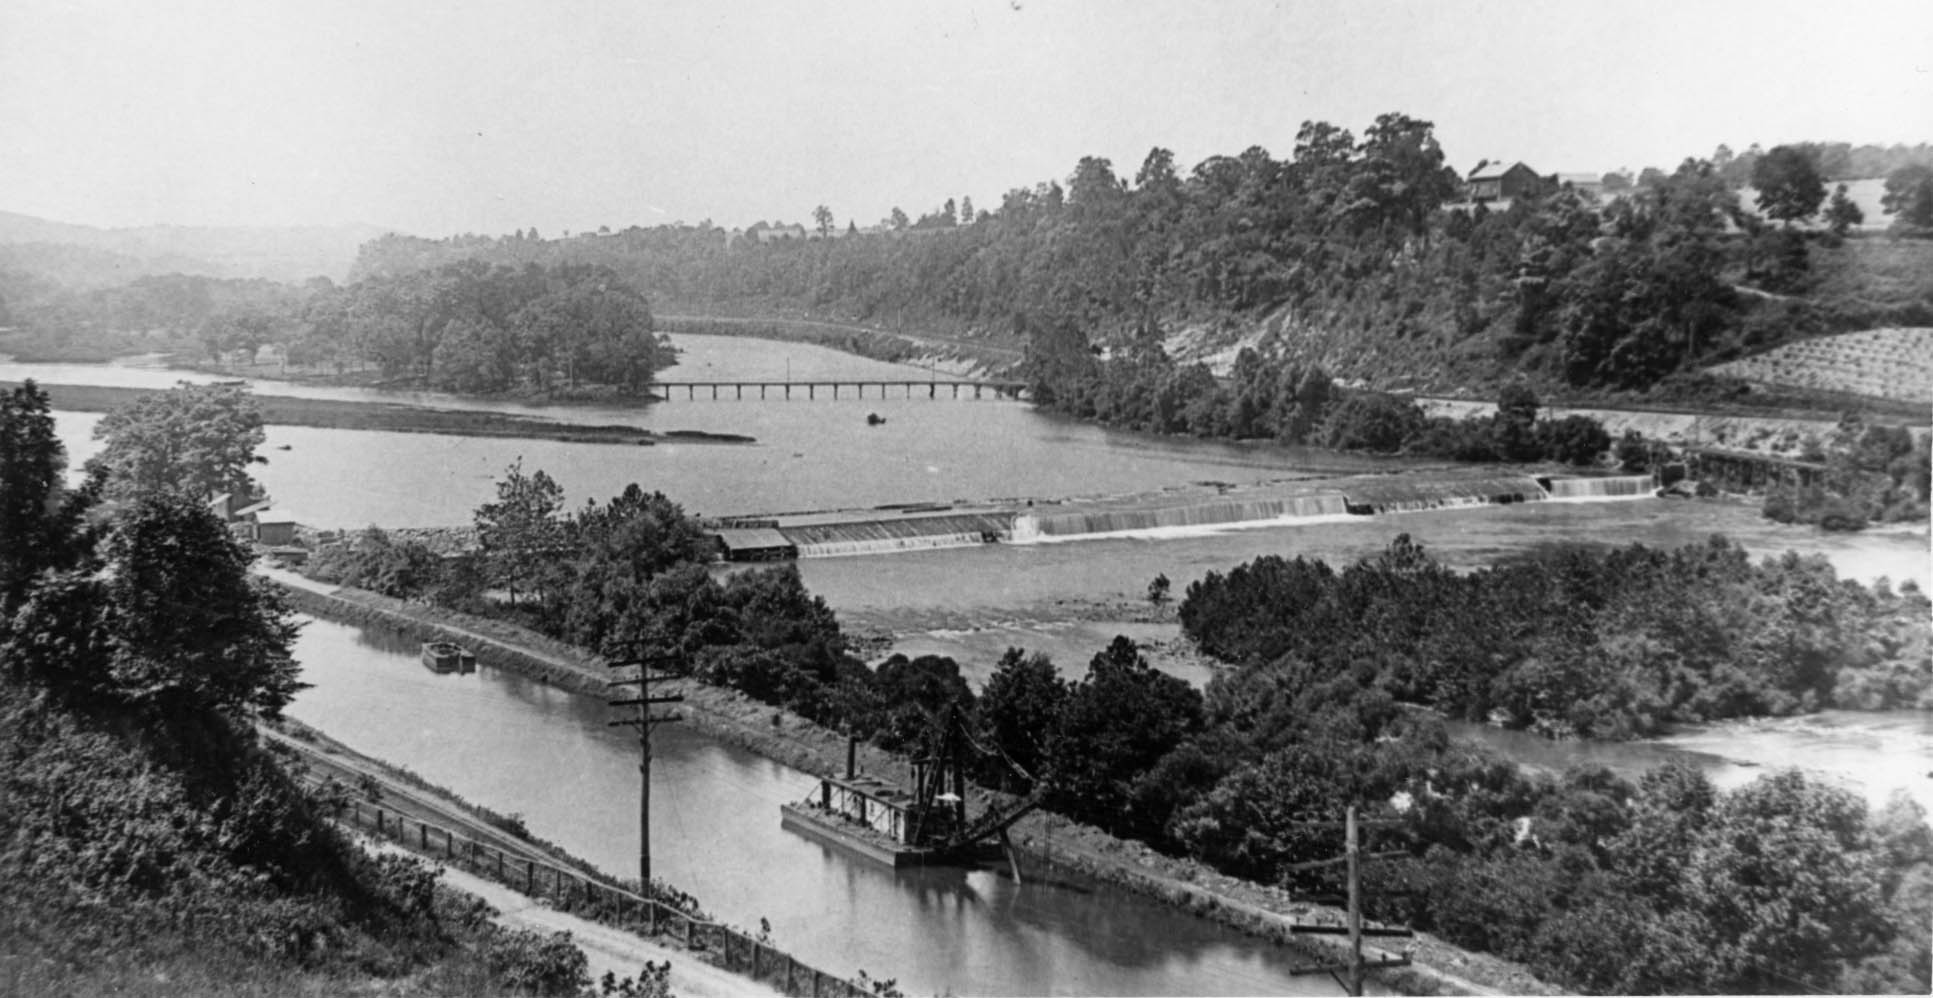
605,653,684,889
1275,806,1414,997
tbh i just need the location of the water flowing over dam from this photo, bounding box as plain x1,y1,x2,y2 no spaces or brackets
1336,473,1548,514
1542,473,1658,500
1012,492,1350,540
713,471,1662,560
783,511,1012,558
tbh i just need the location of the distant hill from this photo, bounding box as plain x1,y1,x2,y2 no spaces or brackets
0,210,394,284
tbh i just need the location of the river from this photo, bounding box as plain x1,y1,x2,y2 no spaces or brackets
10,337,1931,993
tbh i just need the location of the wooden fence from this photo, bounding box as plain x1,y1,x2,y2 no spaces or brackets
338,799,878,998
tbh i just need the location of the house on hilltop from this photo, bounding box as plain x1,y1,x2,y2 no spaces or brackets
1466,160,1546,202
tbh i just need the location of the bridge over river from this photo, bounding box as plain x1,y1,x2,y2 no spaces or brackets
651,378,1028,401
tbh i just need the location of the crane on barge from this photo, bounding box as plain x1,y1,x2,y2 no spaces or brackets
780,705,1045,870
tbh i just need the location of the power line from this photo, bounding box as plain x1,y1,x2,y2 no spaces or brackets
607,650,682,888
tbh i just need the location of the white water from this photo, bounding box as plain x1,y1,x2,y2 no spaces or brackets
1009,512,1361,545
1547,474,1657,500
1455,711,1933,819
1014,493,1351,539
795,531,992,558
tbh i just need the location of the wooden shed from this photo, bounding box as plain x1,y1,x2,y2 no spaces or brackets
712,527,798,562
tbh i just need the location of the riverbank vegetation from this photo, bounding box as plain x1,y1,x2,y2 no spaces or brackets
1760,413,1930,530
2,262,670,399
1181,535,1932,735
0,382,639,997
314,455,1932,994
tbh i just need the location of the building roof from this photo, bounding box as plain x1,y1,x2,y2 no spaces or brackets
712,527,793,552
1469,161,1531,181
254,510,299,525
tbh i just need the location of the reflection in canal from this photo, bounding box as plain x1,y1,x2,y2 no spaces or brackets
288,614,1347,997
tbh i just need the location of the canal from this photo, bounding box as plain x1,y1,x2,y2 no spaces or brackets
286,614,1357,997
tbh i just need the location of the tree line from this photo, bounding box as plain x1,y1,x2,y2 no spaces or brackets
343,123,1932,406
0,262,669,398
307,453,1933,993
1179,534,1931,738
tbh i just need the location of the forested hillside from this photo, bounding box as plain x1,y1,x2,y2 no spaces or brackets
0,262,670,397
340,121,1933,403
0,383,612,996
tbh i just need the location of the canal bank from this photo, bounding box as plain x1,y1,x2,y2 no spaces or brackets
272,576,1558,996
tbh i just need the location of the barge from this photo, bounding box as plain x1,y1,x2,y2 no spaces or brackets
780,716,1042,869
421,641,476,674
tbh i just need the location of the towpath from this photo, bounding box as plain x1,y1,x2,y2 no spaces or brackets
361,840,780,998
264,721,781,998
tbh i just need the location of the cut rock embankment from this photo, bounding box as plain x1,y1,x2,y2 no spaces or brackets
271,577,1563,996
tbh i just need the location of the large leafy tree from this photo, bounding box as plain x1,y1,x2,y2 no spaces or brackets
1689,770,1894,991
1880,163,1933,233
557,484,710,649
1350,112,1459,237
5,493,301,719
88,381,267,503
975,648,1067,791
0,381,98,616
474,458,567,610
1049,636,1203,837
100,494,304,718
1751,145,1827,226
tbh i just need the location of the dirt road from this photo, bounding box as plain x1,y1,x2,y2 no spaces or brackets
361,840,780,998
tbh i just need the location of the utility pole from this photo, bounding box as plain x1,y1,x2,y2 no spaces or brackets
1347,805,1364,998
607,652,683,888
1283,807,1412,997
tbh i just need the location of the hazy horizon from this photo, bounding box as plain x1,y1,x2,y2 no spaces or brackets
5,0,1929,238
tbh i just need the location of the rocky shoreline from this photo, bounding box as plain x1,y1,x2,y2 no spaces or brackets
272,577,1562,996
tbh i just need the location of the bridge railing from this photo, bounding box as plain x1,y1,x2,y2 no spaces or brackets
336,798,882,998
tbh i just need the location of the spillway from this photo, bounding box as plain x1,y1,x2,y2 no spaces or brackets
1339,474,1548,514
1545,474,1657,500
796,531,995,558
713,469,1676,560
780,512,1011,558
1011,493,1349,541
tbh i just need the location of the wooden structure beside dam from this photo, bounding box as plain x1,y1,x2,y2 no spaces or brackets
705,470,1662,562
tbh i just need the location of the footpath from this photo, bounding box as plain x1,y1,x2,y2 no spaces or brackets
359,839,780,998
267,720,792,998
267,571,1561,996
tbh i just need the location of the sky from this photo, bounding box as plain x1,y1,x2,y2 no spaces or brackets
3,0,1929,236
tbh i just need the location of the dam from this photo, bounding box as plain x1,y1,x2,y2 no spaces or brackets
707,470,1661,561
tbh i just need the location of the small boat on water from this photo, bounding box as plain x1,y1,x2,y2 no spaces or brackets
421,641,476,674
866,412,886,426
